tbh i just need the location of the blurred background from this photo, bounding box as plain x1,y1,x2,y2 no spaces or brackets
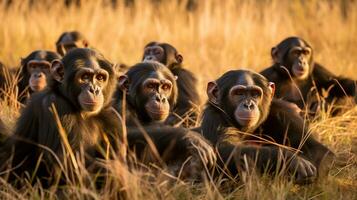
1,0,356,86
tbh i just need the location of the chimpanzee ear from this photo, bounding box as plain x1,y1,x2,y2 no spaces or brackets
82,40,89,48
51,59,64,82
118,75,130,92
271,47,281,63
207,81,219,104
175,54,183,64
268,82,275,98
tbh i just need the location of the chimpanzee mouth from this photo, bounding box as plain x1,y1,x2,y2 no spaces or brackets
30,84,46,92
82,101,98,106
237,116,256,120
293,67,306,77
146,108,168,115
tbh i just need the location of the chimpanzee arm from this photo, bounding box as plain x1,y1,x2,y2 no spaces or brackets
127,125,215,166
313,63,357,98
166,68,200,126
0,92,44,177
262,99,334,169
217,142,316,183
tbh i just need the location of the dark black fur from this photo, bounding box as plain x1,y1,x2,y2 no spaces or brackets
198,69,334,183
114,62,178,125
261,36,357,116
114,62,215,178
56,31,84,45
1,48,122,186
56,31,87,56
142,42,200,127
17,50,61,103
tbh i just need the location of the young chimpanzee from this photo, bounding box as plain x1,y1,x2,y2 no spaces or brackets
114,61,216,179
198,69,334,184
56,31,129,76
17,50,61,103
260,36,357,116
55,31,89,56
1,48,122,186
142,42,200,127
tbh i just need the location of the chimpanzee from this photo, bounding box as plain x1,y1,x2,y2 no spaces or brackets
197,69,334,183
17,50,61,103
142,42,200,127
260,37,357,116
55,31,89,56
1,48,122,186
114,61,216,179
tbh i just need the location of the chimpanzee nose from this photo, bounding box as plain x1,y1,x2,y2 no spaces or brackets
35,73,43,78
243,101,254,110
155,95,166,103
299,60,307,66
89,87,95,94
89,86,101,95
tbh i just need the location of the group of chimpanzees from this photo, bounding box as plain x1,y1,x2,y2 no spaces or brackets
0,33,355,189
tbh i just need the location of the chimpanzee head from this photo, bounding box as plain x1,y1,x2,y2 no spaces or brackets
207,69,275,132
142,42,183,70
271,37,313,80
118,61,178,123
55,31,89,56
50,48,116,116
20,50,61,93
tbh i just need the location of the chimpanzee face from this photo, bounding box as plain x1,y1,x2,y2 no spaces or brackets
272,37,313,80
27,60,51,92
56,33,89,56
143,45,165,63
51,49,114,117
118,62,178,123
140,71,173,121
75,67,109,114
287,45,312,80
142,42,183,69
207,70,274,131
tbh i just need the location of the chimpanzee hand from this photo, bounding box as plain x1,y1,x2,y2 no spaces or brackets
183,131,217,167
285,152,317,184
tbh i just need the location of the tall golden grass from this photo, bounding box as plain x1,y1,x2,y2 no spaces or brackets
0,0,356,199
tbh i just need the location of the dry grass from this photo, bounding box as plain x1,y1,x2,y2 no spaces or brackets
0,0,356,199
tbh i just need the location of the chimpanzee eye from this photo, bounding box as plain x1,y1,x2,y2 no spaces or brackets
28,64,35,69
233,89,244,96
292,51,299,57
81,73,90,80
302,49,310,55
147,83,155,89
162,84,171,91
154,49,161,55
251,91,261,98
96,74,106,81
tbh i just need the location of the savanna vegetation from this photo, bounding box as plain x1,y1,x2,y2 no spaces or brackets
0,0,356,199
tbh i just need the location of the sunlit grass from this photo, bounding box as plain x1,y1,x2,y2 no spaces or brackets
0,0,356,199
